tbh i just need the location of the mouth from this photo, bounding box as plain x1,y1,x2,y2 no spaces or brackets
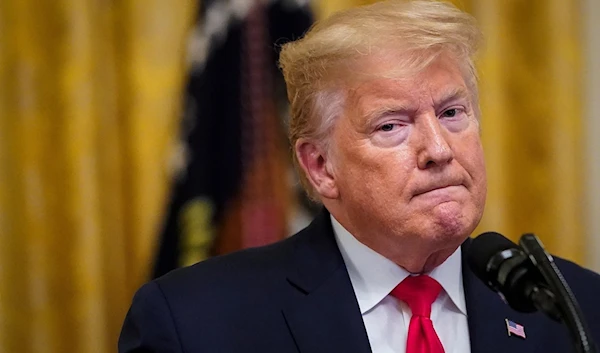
412,183,464,199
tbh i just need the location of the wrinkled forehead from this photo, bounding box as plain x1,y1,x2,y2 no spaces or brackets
337,49,470,106
338,47,466,86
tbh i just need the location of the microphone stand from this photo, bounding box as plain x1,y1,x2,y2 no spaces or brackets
519,234,597,353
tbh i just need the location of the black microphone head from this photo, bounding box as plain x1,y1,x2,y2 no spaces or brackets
467,231,540,313
467,231,520,284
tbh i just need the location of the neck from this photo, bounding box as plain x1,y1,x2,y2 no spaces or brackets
326,205,462,273
362,235,459,273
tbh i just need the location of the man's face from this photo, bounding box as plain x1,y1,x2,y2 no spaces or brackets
326,53,487,268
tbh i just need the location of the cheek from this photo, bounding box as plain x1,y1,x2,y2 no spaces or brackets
352,145,412,176
453,124,483,163
352,153,415,206
456,133,487,194
468,140,486,178
336,144,412,193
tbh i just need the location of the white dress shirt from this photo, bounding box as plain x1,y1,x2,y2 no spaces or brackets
331,215,471,353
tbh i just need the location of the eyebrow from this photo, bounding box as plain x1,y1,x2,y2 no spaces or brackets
359,86,471,126
434,87,470,109
363,102,414,123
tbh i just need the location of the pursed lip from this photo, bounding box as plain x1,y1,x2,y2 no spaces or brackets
412,182,464,199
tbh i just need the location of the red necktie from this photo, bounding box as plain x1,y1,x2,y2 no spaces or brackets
390,275,445,353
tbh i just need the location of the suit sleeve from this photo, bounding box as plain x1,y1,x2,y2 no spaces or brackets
118,281,184,353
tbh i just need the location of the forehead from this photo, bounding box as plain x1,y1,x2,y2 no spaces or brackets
345,51,468,105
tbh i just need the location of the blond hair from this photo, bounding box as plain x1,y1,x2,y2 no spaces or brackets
279,0,483,200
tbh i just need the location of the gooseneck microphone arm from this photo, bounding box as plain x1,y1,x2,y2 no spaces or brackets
467,232,563,318
519,234,597,353
467,232,598,353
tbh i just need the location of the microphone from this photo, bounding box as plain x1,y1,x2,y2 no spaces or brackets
467,232,597,353
466,231,560,319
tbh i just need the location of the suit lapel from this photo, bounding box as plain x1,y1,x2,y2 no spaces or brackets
461,239,539,353
282,218,553,353
282,209,372,353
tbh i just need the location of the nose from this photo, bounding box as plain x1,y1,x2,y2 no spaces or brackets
415,114,454,169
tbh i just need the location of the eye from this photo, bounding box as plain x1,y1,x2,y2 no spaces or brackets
380,123,395,132
442,108,458,118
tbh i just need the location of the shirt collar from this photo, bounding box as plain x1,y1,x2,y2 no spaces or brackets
331,215,467,316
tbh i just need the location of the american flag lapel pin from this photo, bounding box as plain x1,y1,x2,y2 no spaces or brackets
505,319,526,339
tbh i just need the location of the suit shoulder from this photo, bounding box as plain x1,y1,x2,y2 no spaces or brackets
152,234,299,298
553,256,600,301
553,257,600,338
554,256,600,283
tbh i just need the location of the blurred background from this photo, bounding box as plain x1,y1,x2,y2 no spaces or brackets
0,0,599,352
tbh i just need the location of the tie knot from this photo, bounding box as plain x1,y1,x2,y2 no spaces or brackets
390,275,442,317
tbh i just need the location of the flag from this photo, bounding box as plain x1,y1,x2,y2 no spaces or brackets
506,319,526,339
153,0,313,278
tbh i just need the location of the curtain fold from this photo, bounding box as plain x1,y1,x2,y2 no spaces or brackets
0,0,196,351
0,0,585,352
473,0,583,262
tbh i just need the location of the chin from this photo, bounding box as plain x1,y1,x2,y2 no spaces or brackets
414,223,471,255
430,202,475,238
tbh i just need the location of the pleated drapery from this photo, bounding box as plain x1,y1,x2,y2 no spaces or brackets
473,0,584,263
0,0,196,351
0,0,586,352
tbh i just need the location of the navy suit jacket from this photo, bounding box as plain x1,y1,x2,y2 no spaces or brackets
119,209,600,352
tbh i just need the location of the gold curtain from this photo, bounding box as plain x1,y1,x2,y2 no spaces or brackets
312,0,584,264
0,0,196,352
473,0,583,263
0,0,585,352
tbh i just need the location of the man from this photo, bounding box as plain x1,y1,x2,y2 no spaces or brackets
119,1,600,352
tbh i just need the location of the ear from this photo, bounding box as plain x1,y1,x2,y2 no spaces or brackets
295,139,339,199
